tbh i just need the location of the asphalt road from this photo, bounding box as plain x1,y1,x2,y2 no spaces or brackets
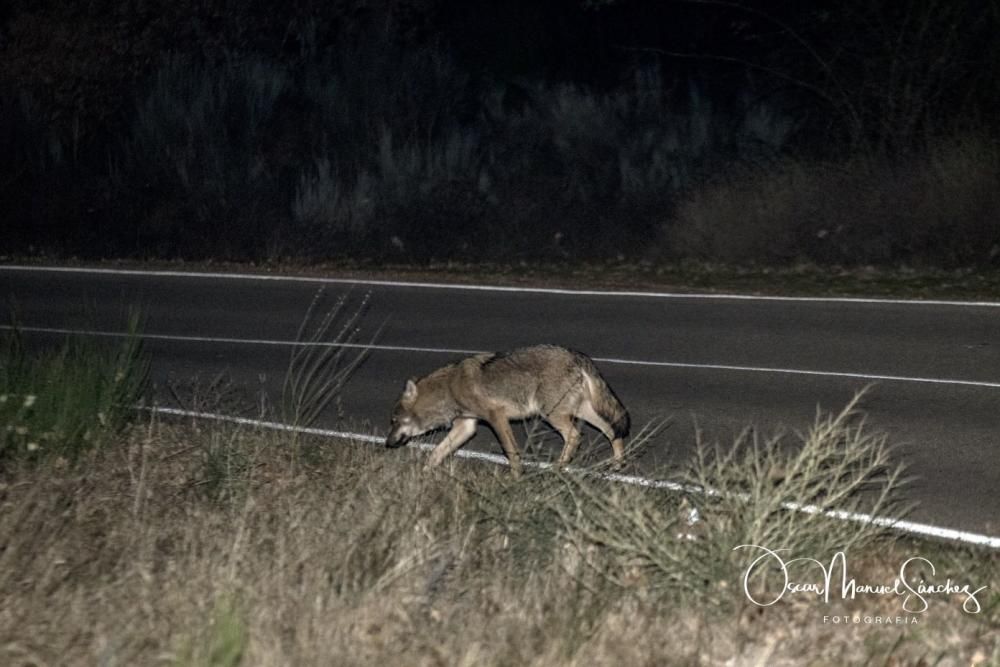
2,265,999,538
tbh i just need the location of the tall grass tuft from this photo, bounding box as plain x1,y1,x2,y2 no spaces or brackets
281,289,373,434
682,392,909,583
0,316,148,462
550,392,907,607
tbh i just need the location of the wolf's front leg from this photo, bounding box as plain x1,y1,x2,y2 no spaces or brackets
486,414,523,478
425,418,478,469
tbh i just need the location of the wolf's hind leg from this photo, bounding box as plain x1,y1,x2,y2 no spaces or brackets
578,402,625,469
548,413,581,468
426,418,478,468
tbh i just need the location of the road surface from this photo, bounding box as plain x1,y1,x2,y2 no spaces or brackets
2,265,998,539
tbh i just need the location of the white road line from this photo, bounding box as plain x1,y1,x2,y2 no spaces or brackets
3,264,999,307
147,405,1000,550
7,324,1000,390
3,324,482,358
599,357,1000,389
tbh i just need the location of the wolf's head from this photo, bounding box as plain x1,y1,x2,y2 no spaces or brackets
385,378,440,448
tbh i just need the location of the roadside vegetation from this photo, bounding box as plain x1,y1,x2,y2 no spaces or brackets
0,319,147,464
1,327,997,665
3,1,1000,272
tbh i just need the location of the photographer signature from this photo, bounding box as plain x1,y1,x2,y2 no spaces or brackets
734,545,986,614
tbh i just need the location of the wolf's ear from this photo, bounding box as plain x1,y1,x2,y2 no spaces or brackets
402,378,418,402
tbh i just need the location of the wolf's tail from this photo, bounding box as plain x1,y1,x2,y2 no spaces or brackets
577,353,630,439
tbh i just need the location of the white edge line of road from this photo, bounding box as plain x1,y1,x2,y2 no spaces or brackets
7,324,1000,390
3,264,1000,307
147,405,1000,550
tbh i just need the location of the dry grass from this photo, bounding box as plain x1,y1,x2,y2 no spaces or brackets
670,135,1000,267
0,407,997,666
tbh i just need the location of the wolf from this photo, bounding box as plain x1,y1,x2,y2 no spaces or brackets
385,344,630,477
